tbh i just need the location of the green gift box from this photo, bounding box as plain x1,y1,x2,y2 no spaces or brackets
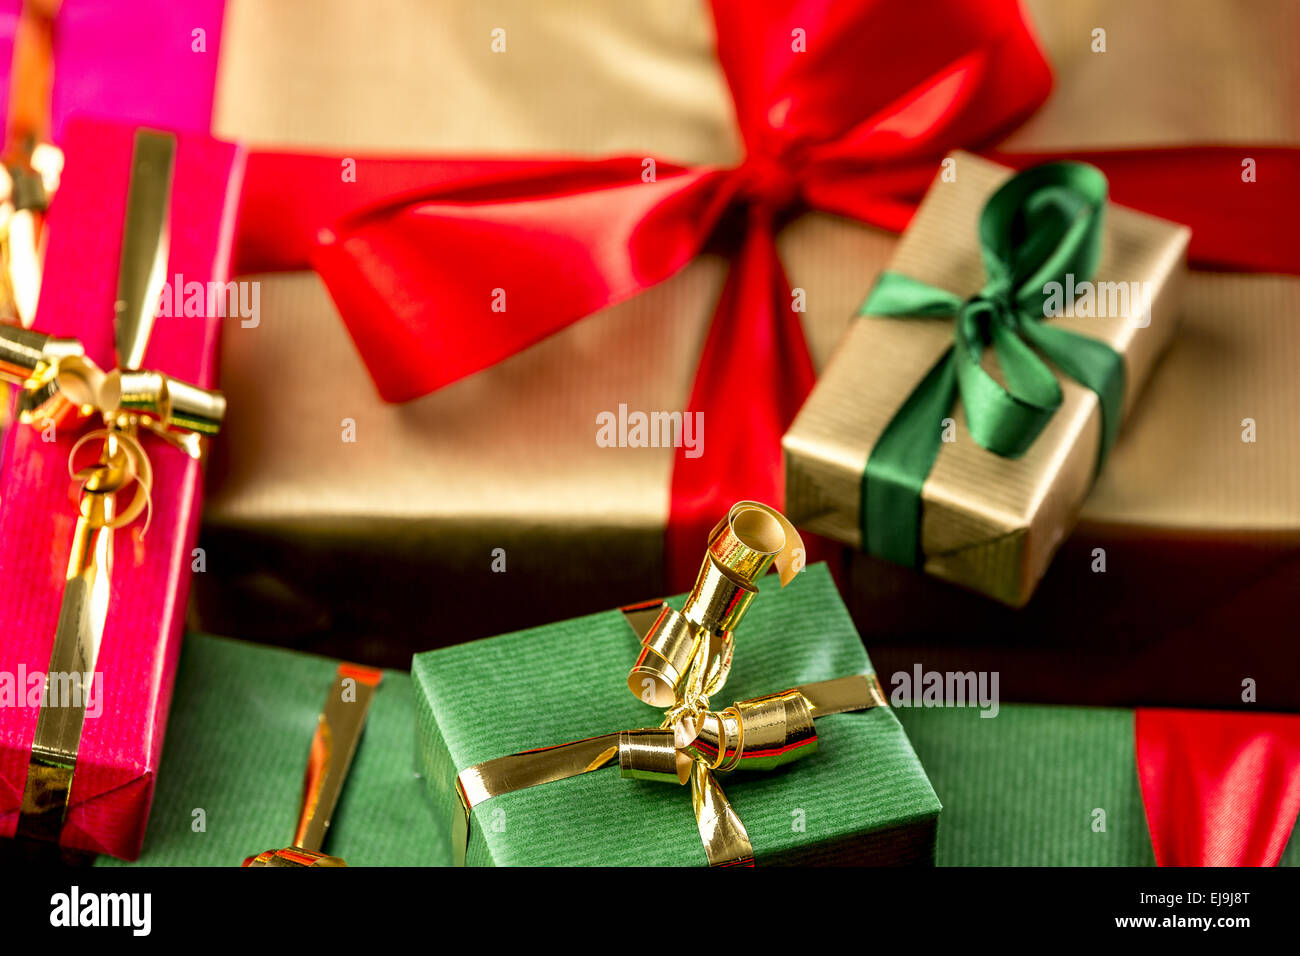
412,564,941,866
95,636,447,867
898,705,1300,867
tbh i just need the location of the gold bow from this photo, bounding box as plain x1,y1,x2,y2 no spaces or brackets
0,129,226,844
454,501,889,867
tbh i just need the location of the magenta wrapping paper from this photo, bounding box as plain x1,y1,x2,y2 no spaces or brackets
0,0,226,140
0,118,241,859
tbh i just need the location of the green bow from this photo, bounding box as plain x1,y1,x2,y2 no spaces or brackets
859,161,1124,567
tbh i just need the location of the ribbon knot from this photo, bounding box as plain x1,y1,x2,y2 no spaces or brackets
239,1,1058,592
0,325,226,536
729,151,802,214
857,160,1127,568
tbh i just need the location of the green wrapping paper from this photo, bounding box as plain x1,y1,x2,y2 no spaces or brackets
413,564,941,866
898,705,1300,866
88,633,1298,867
96,636,447,867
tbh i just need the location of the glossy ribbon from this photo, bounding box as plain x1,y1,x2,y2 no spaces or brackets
857,161,1124,567
454,502,888,866
1136,709,1300,867
243,662,383,868
234,0,1055,591
0,129,225,844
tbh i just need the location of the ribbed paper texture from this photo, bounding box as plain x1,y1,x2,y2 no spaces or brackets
201,0,1299,662
900,704,1300,867
413,564,940,866
1012,0,1300,148
0,122,237,860
785,152,1189,605
96,635,447,867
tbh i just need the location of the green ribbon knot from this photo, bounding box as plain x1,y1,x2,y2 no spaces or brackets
859,161,1125,568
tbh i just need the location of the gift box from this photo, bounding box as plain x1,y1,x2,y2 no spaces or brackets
92,634,443,867
836,0,1300,710
0,0,224,140
897,704,1300,866
413,563,941,866
784,152,1190,606
193,0,1298,676
0,119,239,859
192,0,1050,664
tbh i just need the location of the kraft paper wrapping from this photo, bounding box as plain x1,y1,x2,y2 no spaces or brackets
843,0,1300,708
848,269,1300,711
199,0,1298,670
785,152,1190,606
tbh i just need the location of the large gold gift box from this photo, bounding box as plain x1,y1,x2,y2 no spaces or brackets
784,152,1190,606
195,0,1298,682
196,0,896,662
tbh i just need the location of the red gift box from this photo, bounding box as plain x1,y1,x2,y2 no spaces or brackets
0,118,241,859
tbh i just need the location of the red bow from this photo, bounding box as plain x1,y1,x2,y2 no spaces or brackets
235,0,1053,588
231,0,1300,866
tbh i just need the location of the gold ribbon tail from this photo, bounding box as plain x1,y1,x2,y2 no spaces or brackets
15,507,113,843
453,733,623,867
691,763,753,867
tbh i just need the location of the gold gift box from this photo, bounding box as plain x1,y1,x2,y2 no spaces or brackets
784,152,1190,606
197,0,897,659
196,0,1294,665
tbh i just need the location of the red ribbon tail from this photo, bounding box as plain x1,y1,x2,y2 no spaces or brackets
990,146,1300,275
665,212,816,591
1136,708,1300,866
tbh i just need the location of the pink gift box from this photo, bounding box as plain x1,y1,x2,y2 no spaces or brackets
0,118,241,859
0,0,225,140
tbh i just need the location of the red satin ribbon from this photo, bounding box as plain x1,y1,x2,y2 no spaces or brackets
234,0,1054,589
228,0,1300,866
1136,709,1300,866
991,147,1300,275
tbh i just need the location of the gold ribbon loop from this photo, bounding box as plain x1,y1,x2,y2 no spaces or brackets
708,500,805,587
685,690,818,773
0,325,86,425
0,324,82,380
629,605,700,707
618,728,693,785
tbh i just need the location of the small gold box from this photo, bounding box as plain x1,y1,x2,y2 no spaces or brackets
784,151,1190,606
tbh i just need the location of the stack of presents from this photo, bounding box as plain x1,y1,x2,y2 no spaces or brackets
0,0,1296,867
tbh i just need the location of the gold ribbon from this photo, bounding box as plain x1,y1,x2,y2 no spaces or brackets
453,501,889,867
243,663,384,868
0,129,226,845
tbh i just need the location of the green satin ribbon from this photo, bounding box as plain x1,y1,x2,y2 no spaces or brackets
859,161,1125,567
